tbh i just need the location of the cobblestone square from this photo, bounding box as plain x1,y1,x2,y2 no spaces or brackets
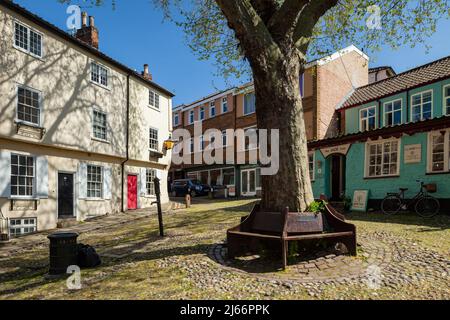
0,199,449,300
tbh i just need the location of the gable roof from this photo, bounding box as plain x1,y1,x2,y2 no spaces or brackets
340,55,450,109
0,0,175,97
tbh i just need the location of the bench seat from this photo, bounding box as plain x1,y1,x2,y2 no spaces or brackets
227,204,357,269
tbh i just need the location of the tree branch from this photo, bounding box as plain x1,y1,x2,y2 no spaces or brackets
215,0,281,59
250,0,279,24
293,0,339,52
268,0,309,38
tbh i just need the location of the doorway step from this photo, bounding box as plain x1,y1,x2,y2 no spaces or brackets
57,217,78,229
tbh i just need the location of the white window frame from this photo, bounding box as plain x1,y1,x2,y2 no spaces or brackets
222,130,228,147
427,130,450,173
443,84,450,116
90,61,109,89
16,85,42,127
174,113,179,126
244,126,258,151
364,138,401,178
10,153,35,199
189,110,194,124
359,106,377,132
87,165,103,199
199,135,205,151
240,168,257,196
9,218,37,237
13,20,44,59
410,90,433,122
243,92,256,116
149,127,159,152
92,108,108,142
222,97,228,113
383,99,402,127
189,138,194,154
146,169,157,196
200,107,205,121
149,90,160,110
308,152,315,181
210,102,216,118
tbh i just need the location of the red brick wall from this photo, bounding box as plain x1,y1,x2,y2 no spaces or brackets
316,50,369,139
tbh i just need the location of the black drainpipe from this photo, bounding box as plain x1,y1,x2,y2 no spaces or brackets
121,74,130,212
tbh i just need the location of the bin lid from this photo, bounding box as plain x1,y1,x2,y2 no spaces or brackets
47,232,79,240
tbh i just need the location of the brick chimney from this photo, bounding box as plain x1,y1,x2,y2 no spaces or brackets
76,12,99,49
142,64,153,81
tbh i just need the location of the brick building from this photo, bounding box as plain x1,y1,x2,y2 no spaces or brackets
170,45,369,197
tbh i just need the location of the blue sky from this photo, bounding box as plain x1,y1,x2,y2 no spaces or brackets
13,0,450,107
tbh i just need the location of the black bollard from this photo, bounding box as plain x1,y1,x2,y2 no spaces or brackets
152,177,164,237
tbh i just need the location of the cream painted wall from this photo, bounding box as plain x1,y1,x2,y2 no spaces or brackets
0,7,127,157
0,142,122,231
128,78,172,167
0,6,173,232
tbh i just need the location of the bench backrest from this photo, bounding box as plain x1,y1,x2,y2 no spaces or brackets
248,210,324,235
251,211,283,234
285,212,324,234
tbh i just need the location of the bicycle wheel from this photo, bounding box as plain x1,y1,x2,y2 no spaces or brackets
415,196,440,218
381,195,402,215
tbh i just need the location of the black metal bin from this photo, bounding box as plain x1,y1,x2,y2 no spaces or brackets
47,232,79,275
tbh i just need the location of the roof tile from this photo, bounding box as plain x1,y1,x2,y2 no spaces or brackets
341,55,450,109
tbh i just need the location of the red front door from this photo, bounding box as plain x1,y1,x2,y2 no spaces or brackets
127,175,138,210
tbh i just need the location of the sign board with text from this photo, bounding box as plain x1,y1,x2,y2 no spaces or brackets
404,144,422,164
320,144,351,158
352,190,369,212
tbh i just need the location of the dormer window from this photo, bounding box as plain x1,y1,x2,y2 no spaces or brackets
360,106,377,131
384,99,402,126
411,90,432,122
443,85,450,116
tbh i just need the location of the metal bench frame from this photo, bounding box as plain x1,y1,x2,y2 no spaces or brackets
227,204,357,269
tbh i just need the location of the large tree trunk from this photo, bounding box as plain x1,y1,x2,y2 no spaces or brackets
212,0,335,213
252,50,314,212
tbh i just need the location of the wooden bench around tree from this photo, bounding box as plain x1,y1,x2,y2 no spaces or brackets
227,204,357,269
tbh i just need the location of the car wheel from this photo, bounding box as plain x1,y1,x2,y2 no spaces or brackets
190,190,197,198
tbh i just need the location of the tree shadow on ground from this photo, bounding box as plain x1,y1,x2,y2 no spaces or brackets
346,211,450,230
216,244,347,274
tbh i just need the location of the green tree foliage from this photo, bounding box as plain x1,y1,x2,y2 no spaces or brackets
61,0,450,79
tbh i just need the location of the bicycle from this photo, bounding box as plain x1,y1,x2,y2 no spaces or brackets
381,180,440,218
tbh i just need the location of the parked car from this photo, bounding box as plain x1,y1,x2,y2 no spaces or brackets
171,179,211,197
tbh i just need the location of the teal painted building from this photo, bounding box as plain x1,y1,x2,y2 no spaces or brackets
309,56,450,211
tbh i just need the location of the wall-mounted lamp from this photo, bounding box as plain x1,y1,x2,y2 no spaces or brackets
163,137,175,150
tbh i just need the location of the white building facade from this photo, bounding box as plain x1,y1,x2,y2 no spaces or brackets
0,1,174,235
